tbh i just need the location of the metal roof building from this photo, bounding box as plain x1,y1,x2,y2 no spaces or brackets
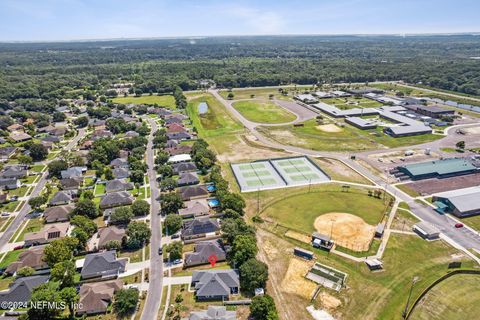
398,158,478,180
432,186,480,217
413,222,440,240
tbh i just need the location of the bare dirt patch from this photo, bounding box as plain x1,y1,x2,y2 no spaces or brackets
464,125,480,134
216,134,288,163
285,230,311,244
318,292,342,311
281,258,317,300
316,124,343,133
314,212,375,251
315,157,372,184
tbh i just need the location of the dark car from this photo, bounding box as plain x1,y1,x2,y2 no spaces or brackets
158,248,163,255
171,234,180,239
455,223,464,228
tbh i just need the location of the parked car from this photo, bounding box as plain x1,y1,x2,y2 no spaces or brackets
1,212,9,217
171,233,180,239
158,248,163,255
13,245,24,250
10,196,18,201
455,223,464,228
173,259,183,265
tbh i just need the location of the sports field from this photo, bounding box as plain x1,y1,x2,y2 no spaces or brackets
231,156,330,192
112,94,176,108
232,100,296,124
409,274,480,320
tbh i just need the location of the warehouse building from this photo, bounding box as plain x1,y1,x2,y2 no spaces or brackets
413,222,440,240
397,158,478,180
432,186,480,217
404,105,455,119
345,117,377,130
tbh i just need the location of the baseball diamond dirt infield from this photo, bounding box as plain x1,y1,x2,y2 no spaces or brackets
314,212,375,251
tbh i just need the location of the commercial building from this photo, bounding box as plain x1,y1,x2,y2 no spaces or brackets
345,117,377,130
413,222,440,240
404,105,455,118
397,158,478,180
432,186,480,217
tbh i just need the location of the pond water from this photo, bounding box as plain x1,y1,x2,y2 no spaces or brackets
198,102,209,114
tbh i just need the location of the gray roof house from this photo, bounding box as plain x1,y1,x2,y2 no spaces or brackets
113,168,130,179
182,218,220,241
189,306,236,320
0,275,49,305
60,166,86,179
49,190,77,206
80,251,127,280
184,240,227,267
43,204,74,223
0,146,17,160
0,166,27,179
0,178,20,190
105,179,134,193
110,158,129,169
76,280,123,316
178,172,200,187
173,162,197,174
178,199,210,218
99,191,134,209
60,177,83,190
178,185,209,201
191,270,239,301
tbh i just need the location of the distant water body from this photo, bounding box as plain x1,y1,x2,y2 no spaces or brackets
198,102,208,114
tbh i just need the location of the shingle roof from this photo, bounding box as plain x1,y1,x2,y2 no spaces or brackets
189,306,237,320
192,270,239,298
105,179,134,193
113,168,130,179
178,172,199,186
172,162,197,174
184,240,226,267
43,204,74,223
5,246,48,275
49,190,75,205
178,185,209,200
182,218,220,238
178,199,210,217
99,191,134,209
80,251,126,279
97,226,126,248
0,275,49,304
77,279,123,315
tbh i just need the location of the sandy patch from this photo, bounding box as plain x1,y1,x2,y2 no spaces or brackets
316,124,343,133
463,126,480,134
216,134,287,163
285,230,311,244
318,292,342,311
281,258,317,300
314,212,375,252
262,238,281,261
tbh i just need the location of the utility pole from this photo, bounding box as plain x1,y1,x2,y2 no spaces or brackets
402,276,419,319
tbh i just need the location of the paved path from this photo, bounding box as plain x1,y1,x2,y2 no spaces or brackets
209,89,480,258
0,129,86,253
140,117,164,320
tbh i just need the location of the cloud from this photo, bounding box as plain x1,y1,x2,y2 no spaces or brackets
226,5,284,34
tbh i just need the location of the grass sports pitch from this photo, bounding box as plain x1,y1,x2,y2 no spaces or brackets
231,156,330,192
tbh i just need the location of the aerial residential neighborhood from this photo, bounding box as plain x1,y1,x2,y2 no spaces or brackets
0,1,480,320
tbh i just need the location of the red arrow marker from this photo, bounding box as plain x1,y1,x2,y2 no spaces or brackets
208,254,218,267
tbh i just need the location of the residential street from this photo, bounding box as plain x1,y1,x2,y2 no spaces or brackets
140,117,164,320
0,128,86,253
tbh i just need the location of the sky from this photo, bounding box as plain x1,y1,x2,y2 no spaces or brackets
0,0,479,41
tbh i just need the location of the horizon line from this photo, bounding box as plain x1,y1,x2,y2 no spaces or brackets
1,31,480,44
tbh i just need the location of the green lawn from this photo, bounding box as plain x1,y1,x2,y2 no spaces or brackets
0,201,20,213
0,249,25,268
409,274,480,320
186,93,243,138
8,186,30,198
30,164,46,173
21,175,38,184
232,100,296,124
94,183,106,196
0,275,14,291
461,215,480,231
261,185,389,233
218,85,312,101
16,218,43,241
119,248,144,263
112,95,176,108
321,97,383,109
314,157,373,185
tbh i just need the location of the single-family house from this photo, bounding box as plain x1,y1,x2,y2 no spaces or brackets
110,158,129,169
184,240,227,267
113,168,130,179
0,178,20,190
191,270,239,301
0,275,49,305
49,190,77,206
188,306,237,320
177,172,200,187
76,280,123,316
5,246,49,275
80,251,127,280
43,204,74,223
182,218,220,241
24,222,70,246
178,185,209,201
173,162,197,174
99,191,134,209
178,199,210,218
105,179,134,193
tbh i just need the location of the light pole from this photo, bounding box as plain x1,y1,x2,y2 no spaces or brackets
402,276,419,319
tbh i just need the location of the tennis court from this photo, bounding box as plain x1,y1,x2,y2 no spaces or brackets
271,157,330,186
231,160,286,192
232,156,330,192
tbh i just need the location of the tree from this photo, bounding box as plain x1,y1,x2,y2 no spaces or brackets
240,259,269,292
230,235,258,267
104,240,122,251
48,159,68,178
165,241,183,260
113,288,139,317
126,221,151,249
160,177,177,191
221,218,255,244
43,238,77,267
28,143,49,161
227,92,235,99
71,227,89,250
250,294,278,320
52,111,66,122
164,214,182,235
74,115,89,128
51,260,76,288
157,164,173,177
155,151,169,165
28,282,63,320
456,140,465,150
161,193,183,215
220,193,245,214
82,190,94,200
110,206,133,225
131,199,150,216
104,167,114,180
73,199,98,218
18,154,33,166
28,195,47,210
130,170,145,184
17,266,35,277
60,286,79,318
